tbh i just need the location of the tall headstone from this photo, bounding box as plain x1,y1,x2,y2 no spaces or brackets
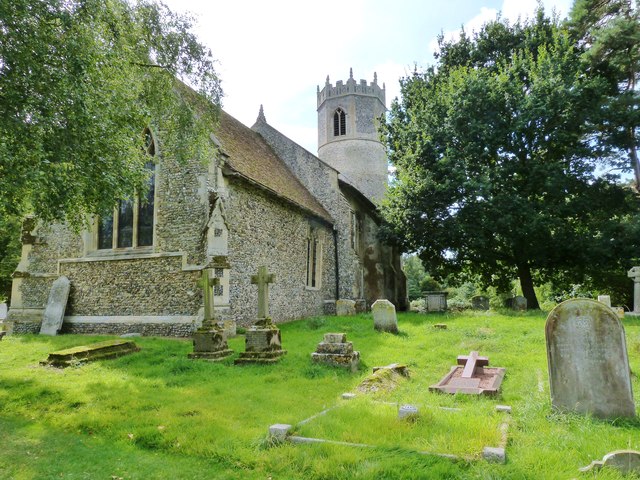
235,266,286,364
371,299,398,333
188,268,233,361
628,267,640,315
40,276,70,336
545,298,635,419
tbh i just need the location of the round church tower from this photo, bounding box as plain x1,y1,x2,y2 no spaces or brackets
317,69,388,203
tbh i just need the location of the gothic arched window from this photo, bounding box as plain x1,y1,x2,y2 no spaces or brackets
333,108,346,136
98,130,156,249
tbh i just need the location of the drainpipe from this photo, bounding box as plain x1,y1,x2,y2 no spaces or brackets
333,226,339,300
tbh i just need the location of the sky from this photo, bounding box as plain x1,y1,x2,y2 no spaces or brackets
161,0,574,154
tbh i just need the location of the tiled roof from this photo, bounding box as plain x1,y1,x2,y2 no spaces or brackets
215,110,333,224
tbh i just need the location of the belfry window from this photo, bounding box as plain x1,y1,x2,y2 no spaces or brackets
98,131,156,249
333,108,346,136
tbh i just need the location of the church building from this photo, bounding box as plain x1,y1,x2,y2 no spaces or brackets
6,71,407,336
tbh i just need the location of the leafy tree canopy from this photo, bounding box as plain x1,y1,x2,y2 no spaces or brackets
0,0,222,227
381,8,640,309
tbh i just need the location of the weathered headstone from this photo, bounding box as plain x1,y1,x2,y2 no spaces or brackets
424,291,448,312
597,295,612,308
235,266,286,364
628,266,640,315
357,363,409,394
430,351,506,395
189,268,233,361
0,303,7,320
545,298,635,419
336,299,356,316
371,299,398,334
398,404,419,421
311,332,360,372
40,276,70,336
471,295,490,311
505,295,527,311
580,450,640,475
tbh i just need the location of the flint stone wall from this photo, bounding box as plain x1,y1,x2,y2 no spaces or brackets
225,180,335,326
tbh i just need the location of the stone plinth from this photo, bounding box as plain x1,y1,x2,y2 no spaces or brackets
546,299,635,419
235,322,286,364
311,332,360,372
188,326,233,361
40,276,70,336
41,339,139,367
372,299,398,334
336,299,356,316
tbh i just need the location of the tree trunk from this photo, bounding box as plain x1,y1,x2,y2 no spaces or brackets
516,262,540,310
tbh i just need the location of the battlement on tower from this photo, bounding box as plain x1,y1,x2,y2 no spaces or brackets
317,69,385,108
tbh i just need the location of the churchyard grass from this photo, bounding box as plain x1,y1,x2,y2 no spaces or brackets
1,311,639,479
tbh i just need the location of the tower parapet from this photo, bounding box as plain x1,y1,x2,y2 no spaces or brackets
317,69,386,108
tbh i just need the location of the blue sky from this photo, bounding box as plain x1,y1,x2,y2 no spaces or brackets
161,0,573,153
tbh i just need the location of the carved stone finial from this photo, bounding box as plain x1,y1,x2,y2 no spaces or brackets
326,75,330,85
349,67,353,79
257,104,266,123
373,72,377,84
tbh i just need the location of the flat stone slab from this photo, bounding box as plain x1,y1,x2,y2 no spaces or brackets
40,276,70,336
430,365,506,395
41,339,139,367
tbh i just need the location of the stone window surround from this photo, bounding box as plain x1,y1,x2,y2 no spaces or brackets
333,107,346,137
306,231,323,291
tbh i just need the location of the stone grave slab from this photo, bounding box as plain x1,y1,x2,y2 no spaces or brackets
545,298,635,418
424,291,448,312
357,363,409,394
41,339,139,367
40,276,70,336
371,299,398,333
311,332,360,372
471,296,490,311
430,351,505,395
336,299,356,316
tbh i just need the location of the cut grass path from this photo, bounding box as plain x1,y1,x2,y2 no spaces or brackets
0,311,639,479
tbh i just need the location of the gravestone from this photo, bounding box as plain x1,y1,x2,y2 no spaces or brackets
336,299,356,316
311,332,360,372
505,295,527,311
430,351,506,395
627,267,640,315
545,298,635,419
580,450,640,475
371,299,398,333
41,339,139,367
597,295,611,307
424,291,448,312
188,268,233,361
40,276,71,336
471,295,490,311
0,303,7,320
235,266,286,364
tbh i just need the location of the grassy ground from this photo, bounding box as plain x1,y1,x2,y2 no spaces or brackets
0,311,639,479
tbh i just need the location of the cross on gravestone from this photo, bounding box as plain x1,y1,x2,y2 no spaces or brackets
628,267,640,313
200,268,220,325
457,351,489,378
251,266,275,319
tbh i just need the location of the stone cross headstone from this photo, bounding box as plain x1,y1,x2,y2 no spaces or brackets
545,298,635,419
251,265,275,320
429,351,505,395
188,268,233,361
458,351,489,380
628,267,640,314
40,276,71,336
471,295,490,310
371,299,398,333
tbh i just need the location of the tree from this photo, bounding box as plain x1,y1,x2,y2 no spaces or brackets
381,9,640,309
0,0,222,227
569,0,640,188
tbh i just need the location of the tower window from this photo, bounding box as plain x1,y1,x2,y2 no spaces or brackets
333,108,346,136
